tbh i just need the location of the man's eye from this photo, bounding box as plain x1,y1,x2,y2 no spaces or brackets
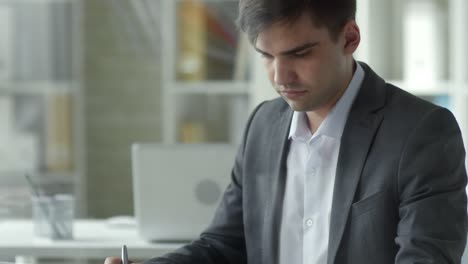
294,51,309,58
260,53,273,60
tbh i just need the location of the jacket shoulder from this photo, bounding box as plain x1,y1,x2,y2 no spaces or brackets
385,82,454,119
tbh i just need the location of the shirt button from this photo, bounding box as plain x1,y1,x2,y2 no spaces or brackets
309,168,316,175
306,218,313,227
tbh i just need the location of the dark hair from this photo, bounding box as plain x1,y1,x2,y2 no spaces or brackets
237,0,356,44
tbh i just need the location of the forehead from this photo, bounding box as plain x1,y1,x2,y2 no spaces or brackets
255,13,329,52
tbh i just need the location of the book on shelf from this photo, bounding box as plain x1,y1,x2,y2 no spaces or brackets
204,1,243,81
0,4,13,81
11,133,39,172
0,96,12,144
0,96,39,172
0,97,12,172
203,1,237,48
233,33,249,81
179,120,207,143
12,0,73,81
403,0,446,83
0,139,36,173
176,0,245,82
45,94,73,172
176,0,208,81
15,1,54,81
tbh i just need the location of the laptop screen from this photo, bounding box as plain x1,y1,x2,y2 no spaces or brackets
131,143,237,242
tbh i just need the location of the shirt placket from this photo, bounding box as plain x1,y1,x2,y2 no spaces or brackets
303,136,322,264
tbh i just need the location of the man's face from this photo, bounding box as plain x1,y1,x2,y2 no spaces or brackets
255,13,356,112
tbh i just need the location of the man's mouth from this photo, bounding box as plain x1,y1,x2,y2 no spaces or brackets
280,89,307,99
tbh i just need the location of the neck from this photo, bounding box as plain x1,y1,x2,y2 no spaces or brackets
306,60,356,133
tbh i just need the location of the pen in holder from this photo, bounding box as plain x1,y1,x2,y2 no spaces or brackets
25,174,74,240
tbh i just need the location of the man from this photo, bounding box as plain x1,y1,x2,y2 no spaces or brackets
105,0,467,263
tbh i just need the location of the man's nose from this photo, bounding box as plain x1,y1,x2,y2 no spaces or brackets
273,60,296,86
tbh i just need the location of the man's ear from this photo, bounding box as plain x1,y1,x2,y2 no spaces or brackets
343,20,360,55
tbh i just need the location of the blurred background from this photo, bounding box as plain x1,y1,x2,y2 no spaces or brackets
0,0,467,263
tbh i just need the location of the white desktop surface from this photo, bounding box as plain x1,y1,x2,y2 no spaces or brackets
0,219,183,260
3,219,467,263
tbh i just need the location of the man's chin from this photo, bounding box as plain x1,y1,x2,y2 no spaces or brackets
287,102,310,112
284,99,321,112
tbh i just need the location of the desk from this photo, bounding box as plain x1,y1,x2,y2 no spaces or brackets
5,219,467,263
0,219,183,261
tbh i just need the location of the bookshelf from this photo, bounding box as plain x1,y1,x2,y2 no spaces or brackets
353,0,468,149
249,0,468,127
237,0,468,150
160,0,468,149
160,0,251,144
0,0,84,218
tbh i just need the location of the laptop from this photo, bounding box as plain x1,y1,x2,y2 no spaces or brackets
131,143,237,242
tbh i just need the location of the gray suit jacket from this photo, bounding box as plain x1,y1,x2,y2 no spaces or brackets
145,63,468,264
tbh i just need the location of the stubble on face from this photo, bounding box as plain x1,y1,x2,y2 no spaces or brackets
274,78,344,113
271,51,346,114
256,14,348,115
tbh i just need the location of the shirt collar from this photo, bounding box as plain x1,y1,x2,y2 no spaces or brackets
288,62,365,141
288,110,313,141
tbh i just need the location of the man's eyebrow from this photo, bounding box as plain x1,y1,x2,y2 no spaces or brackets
255,42,319,56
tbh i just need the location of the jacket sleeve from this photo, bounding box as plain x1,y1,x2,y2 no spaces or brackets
142,102,267,264
395,107,468,263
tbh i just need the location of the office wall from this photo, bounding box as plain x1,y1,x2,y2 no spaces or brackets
83,0,162,218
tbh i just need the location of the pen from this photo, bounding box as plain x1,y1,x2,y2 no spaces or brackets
121,245,129,264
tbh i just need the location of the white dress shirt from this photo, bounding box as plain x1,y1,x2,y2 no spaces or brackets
279,63,365,264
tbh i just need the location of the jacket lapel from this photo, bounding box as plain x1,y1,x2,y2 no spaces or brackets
258,63,387,264
262,105,293,264
327,63,386,264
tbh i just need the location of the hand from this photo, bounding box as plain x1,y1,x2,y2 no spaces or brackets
104,257,140,264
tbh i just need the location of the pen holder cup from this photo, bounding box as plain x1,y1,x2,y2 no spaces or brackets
31,194,74,240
